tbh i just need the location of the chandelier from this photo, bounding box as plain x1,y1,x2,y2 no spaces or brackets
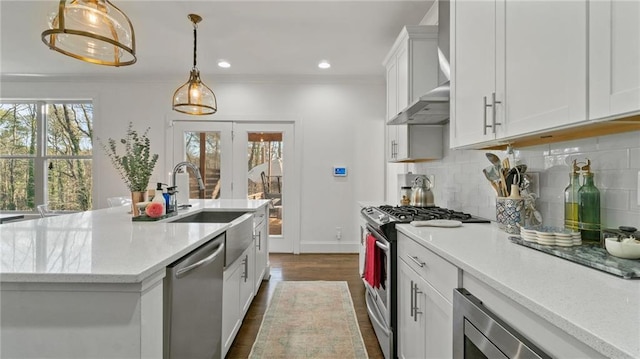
41,0,136,66
172,14,217,116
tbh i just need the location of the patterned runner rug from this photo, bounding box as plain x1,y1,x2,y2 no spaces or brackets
249,281,369,358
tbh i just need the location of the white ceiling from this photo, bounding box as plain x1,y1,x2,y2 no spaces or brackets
0,0,433,80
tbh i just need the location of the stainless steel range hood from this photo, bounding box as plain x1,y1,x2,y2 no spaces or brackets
388,0,450,125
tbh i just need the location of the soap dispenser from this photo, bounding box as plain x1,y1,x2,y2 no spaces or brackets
563,160,581,231
577,160,601,244
152,182,166,216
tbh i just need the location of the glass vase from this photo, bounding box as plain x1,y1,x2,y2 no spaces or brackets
131,191,146,217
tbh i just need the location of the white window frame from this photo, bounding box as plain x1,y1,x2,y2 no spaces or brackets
0,100,93,213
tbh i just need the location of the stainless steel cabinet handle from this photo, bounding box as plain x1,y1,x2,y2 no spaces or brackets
410,279,415,318
491,92,502,133
483,96,491,135
175,242,225,278
243,254,249,282
255,231,262,250
413,282,423,322
407,254,425,267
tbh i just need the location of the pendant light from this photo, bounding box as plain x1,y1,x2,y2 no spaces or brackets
41,0,136,66
172,14,217,116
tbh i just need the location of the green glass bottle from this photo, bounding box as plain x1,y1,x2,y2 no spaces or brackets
578,161,601,244
563,160,581,231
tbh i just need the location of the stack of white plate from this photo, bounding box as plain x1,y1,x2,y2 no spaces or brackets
520,226,582,246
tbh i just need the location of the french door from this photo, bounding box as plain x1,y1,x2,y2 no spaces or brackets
171,120,297,253
171,121,233,199
232,123,296,253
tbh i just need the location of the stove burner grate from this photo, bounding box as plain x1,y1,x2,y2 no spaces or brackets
378,205,476,222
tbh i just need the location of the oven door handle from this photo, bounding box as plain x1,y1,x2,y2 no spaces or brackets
365,290,391,336
375,240,389,252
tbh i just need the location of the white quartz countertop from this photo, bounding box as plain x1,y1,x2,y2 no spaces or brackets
0,199,269,284
397,223,640,359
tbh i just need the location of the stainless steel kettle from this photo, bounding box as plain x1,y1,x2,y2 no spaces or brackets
411,175,434,207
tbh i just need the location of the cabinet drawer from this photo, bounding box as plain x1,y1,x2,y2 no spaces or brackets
398,233,459,303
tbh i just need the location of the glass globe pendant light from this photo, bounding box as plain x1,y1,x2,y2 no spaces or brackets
172,14,217,116
41,0,136,66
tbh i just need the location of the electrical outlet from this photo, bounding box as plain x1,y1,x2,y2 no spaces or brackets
428,175,435,188
637,171,640,206
336,227,342,240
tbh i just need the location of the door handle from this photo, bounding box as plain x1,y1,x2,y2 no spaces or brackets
175,242,225,278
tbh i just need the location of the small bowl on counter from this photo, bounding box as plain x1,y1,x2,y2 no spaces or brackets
605,237,640,259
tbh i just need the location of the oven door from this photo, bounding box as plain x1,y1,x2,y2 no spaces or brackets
453,288,550,359
364,224,392,322
363,224,393,359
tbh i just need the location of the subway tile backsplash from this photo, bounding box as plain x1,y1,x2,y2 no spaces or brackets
409,125,640,230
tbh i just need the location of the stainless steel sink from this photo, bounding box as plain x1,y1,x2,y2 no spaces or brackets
170,211,247,223
169,211,254,268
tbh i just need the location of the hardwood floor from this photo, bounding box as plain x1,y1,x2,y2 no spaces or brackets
225,253,385,359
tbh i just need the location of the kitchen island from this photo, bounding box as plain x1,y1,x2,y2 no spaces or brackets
0,199,269,359
397,222,639,359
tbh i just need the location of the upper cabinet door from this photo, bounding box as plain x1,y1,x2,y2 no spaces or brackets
590,0,640,120
503,0,587,137
451,0,502,148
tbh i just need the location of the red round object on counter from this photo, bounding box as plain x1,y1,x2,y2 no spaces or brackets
145,202,164,218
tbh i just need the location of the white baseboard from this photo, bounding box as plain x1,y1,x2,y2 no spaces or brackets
298,241,360,253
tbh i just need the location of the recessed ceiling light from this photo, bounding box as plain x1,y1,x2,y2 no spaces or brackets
218,60,231,68
318,60,331,69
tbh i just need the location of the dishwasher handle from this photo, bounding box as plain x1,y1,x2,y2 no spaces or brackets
175,242,225,279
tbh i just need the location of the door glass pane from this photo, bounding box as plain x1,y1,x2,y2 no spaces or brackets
184,131,222,199
246,132,283,235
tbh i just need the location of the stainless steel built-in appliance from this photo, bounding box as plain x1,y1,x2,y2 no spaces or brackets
164,233,226,359
453,288,550,359
360,205,489,359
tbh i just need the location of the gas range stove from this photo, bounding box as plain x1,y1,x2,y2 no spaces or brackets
362,205,490,229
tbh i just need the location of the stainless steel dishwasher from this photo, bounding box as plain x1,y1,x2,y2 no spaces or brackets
164,232,225,359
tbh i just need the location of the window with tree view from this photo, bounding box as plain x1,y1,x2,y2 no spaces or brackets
0,102,93,212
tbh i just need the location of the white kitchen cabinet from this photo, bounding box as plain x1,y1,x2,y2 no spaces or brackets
398,260,427,359
384,26,438,123
590,0,640,120
389,124,443,162
384,26,442,162
450,0,500,147
253,207,269,294
222,244,255,357
398,261,452,359
222,254,243,357
240,246,255,315
397,232,456,359
451,0,587,149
